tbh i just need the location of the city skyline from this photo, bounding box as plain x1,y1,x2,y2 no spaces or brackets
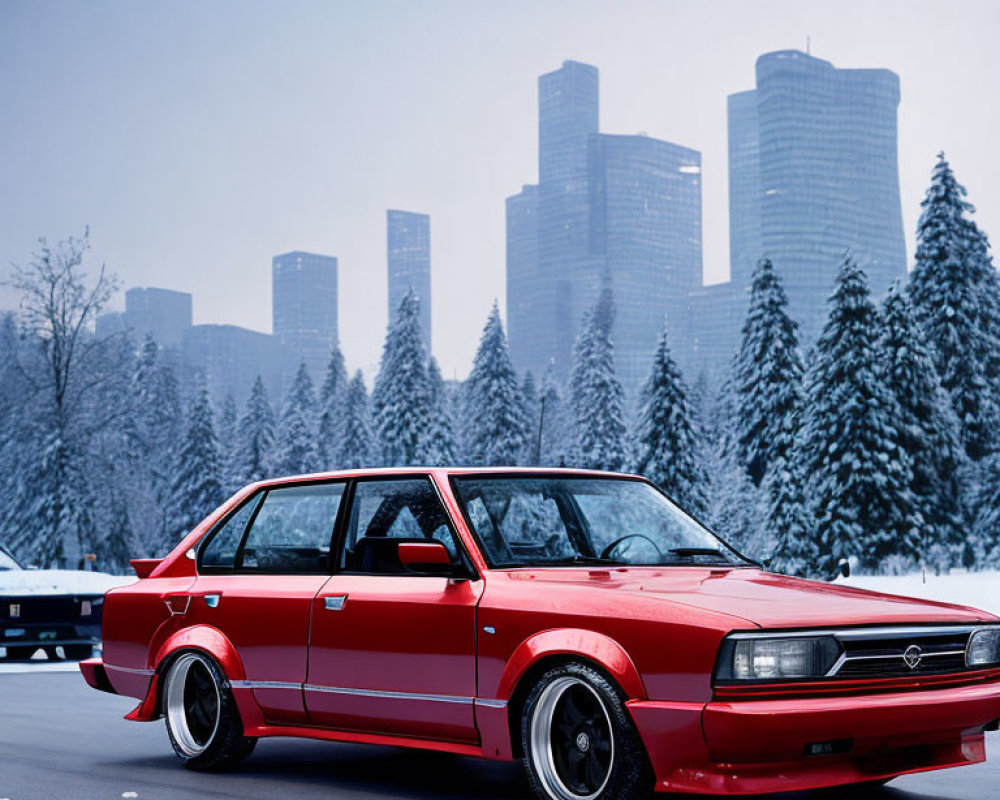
507,60,704,393
2,1,998,380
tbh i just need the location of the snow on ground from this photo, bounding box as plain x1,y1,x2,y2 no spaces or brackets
838,570,1000,617
0,568,135,596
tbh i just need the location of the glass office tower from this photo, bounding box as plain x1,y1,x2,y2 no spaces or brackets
507,60,704,394
729,50,906,344
272,251,339,382
387,210,431,352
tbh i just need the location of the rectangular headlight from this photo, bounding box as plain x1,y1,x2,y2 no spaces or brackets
716,635,841,683
967,628,1000,667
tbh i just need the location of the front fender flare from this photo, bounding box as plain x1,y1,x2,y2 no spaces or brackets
497,628,646,701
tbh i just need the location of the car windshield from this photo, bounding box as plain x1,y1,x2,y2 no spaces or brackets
0,547,21,570
451,475,749,568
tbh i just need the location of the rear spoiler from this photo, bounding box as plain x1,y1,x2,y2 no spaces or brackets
129,558,162,579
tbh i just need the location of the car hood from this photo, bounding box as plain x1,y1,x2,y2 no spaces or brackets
0,569,135,597
507,567,995,628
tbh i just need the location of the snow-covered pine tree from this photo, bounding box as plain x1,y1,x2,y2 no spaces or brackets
534,366,571,467
371,289,432,466
272,361,319,476
879,282,970,569
337,370,376,469
317,345,348,469
801,254,920,576
569,286,628,471
974,452,1000,567
234,375,276,485
633,322,709,515
461,303,527,465
216,392,239,492
419,357,458,465
704,374,766,557
762,446,817,577
168,385,223,548
908,154,1000,461
520,371,540,464
735,258,806,486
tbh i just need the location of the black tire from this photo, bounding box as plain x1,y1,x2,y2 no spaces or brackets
162,651,257,770
520,662,652,800
3,645,37,660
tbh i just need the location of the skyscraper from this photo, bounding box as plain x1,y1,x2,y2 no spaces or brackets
182,324,285,404
386,210,431,351
272,251,338,382
588,134,702,390
95,286,193,347
728,50,906,343
506,60,704,393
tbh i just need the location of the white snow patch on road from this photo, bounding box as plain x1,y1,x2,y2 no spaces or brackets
838,570,1000,617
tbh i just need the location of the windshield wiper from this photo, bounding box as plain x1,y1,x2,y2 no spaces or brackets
544,555,624,566
667,547,733,561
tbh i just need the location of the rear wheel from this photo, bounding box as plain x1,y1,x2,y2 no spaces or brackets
521,662,651,800
163,651,256,770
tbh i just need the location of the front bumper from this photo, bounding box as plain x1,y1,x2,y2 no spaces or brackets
628,680,1000,794
1,622,101,653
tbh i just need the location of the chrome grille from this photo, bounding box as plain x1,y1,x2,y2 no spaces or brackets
827,627,973,679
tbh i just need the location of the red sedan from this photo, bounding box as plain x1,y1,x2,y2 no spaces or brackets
81,468,1000,799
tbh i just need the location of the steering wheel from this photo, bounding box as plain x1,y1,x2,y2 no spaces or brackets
600,533,663,561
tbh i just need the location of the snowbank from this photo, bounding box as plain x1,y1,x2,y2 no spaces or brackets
0,569,135,596
838,571,1000,617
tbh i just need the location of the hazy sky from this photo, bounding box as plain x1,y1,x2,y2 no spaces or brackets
2,0,998,380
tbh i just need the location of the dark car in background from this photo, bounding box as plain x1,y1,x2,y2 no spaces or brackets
0,544,133,660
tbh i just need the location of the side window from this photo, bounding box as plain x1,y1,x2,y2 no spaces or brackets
201,494,262,569
340,479,460,573
240,483,345,573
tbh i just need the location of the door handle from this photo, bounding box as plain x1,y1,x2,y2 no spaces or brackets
323,595,348,611
202,594,221,609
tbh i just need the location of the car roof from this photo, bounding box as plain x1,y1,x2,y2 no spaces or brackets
246,466,642,491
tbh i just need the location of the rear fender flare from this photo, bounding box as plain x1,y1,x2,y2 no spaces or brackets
152,625,246,682
497,628,646,701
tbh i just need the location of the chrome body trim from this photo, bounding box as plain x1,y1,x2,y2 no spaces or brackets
230,679,484,706
230,680,300,691
105,663,155,677
303,683,473,705
726,625,988,641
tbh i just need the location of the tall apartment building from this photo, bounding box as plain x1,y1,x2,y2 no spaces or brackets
386,210,431,351
507,60,703,394
272,251,339,382
728,49,907,343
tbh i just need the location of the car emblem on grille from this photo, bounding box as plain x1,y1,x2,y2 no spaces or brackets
9,604,20,618
903,644,923,669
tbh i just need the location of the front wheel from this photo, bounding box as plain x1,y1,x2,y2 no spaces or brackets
521,662,652,800
163,651,256,770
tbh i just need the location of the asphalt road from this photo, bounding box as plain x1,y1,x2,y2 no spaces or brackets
0,668,997,800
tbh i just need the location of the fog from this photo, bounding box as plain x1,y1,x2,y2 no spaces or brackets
1,0,997,379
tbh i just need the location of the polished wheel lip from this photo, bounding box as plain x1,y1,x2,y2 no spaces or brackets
530,676,614,800
165,653,221,758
